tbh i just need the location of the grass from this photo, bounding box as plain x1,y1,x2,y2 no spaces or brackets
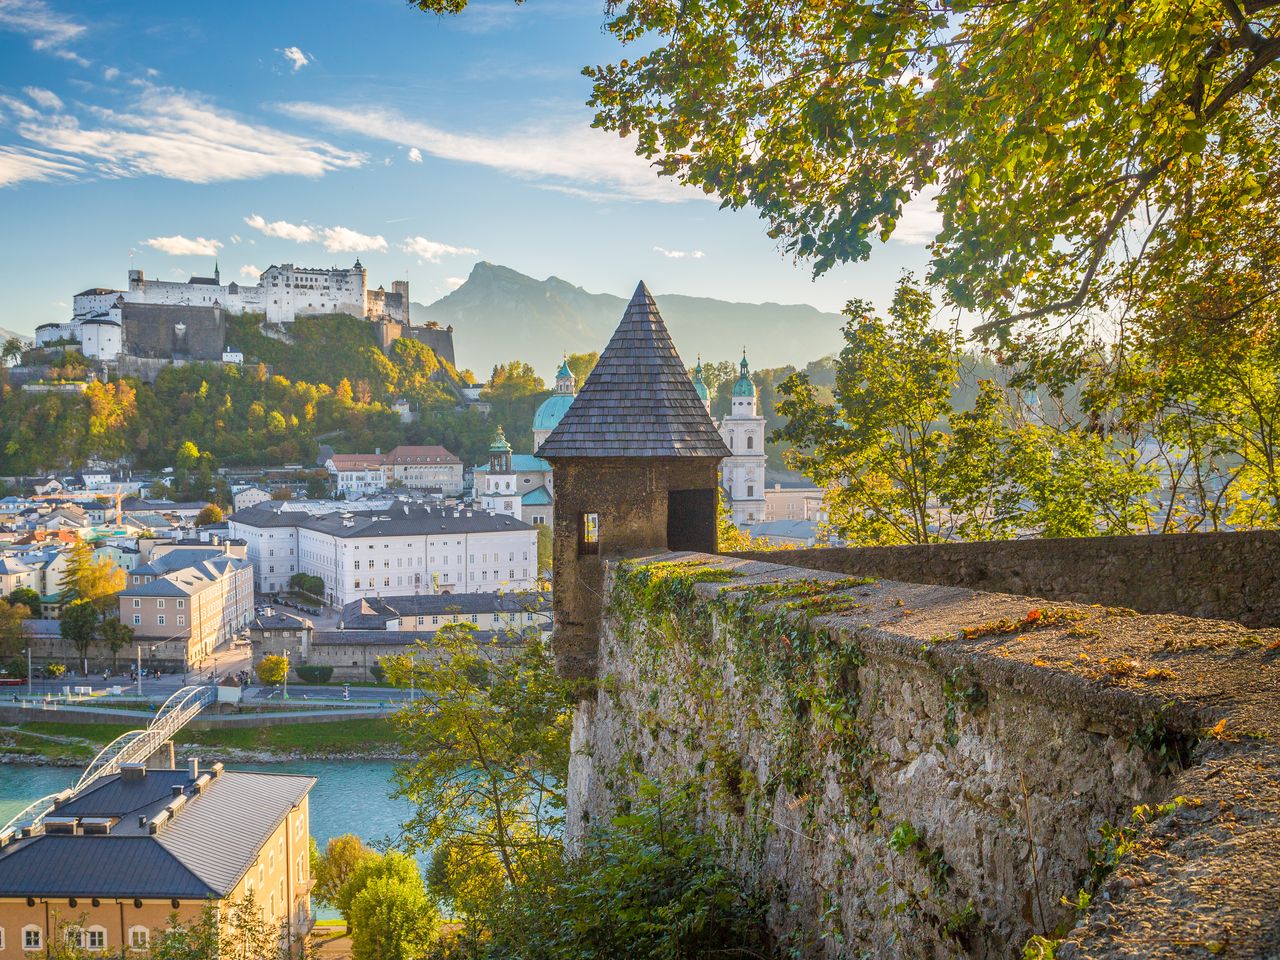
4,717,401,761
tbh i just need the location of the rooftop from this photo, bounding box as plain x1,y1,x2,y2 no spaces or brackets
230,503,534,538
536,282,731,459
339,591,550,629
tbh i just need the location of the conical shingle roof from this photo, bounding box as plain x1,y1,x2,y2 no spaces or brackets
537,282,732,458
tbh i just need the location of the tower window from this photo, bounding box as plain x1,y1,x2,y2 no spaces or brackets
746,435,754,449
578,513,600,556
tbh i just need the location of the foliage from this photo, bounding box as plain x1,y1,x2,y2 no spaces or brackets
335,850,422,926
295,664,334,683
59,599,99,672
468,781,770,960
3,655,28,679
255,655,289,686
58,540,125,608
99,617,134,670
349,873,440,960
534,523,552,575
8,586,41,609
195,503,224,526
564,351,599,389
481,361,549,453
289,572,324,598
776,278,1158,544
314,833,374,909
386,623,572,929
0,598,31,660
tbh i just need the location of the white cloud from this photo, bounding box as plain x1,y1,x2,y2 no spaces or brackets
240,263,262,279
229,233,241,244
278,101,701,203
142,234,223,256
654,246,705,260
3,84,364,187
321,226,386,253
401,236,478,263
244,214,388,253
444,276,465,291
103,66,119,81
243,214,318,243
0,0,88,64
24,86,62,110
892,186,943,246
0,144,81,187
281,46,309,72
407,146,422,163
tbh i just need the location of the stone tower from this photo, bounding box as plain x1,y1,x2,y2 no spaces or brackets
538,282,731,681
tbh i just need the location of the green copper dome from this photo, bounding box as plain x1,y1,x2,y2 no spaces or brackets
691,358,710,401
556,357,573,381
533,392,575,431
732,351,755,397
488,426,513,454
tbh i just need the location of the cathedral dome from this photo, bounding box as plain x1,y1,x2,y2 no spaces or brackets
533,392,576,432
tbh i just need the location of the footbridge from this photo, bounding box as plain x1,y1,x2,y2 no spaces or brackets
1,684,216,835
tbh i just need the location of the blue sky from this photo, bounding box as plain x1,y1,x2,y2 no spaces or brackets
0,0,935,354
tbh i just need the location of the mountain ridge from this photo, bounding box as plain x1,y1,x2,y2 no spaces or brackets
411,262,845,377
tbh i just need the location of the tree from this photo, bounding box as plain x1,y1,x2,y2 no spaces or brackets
349,874,439,960
384,625,572,918
255,655,288,686
58,540,125,608
6,587,40,609
0,598,31,661
334,850,421,925
534,523,552,576
565,351,599,389
195,504,223,526
59,599,99,675
314,834,374,910
270,487,293,501
150,894,282,960
99,617,134,673
289,572,324,599
1,336,24,366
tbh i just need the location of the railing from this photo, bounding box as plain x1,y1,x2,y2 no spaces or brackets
1,684,216,834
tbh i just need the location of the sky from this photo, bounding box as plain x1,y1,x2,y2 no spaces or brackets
0,0,935,345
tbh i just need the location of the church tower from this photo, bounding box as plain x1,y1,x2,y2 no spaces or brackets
691,357,711,415
718,350,768,525
540,282,730,681
478,426,520,519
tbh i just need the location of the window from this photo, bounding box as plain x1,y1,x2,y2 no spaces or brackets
578,513,600,556
23,925,42,950
383,578,390,588
132,598,140,608
746,434,754,449
132,615,141,626
156,599,165,609
157,615,165,626
177,599,184,609
747,485,754,498
129,927,149,951
177,616,185,627
84,927,106,951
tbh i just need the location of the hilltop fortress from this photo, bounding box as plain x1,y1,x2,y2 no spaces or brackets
34,261,454,371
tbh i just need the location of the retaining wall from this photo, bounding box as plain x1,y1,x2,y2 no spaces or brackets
567,553,1280,958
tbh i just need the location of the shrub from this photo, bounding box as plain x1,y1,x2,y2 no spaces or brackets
370,662,386,683
3,656,27,679
295,665,334,684
255,655,288,686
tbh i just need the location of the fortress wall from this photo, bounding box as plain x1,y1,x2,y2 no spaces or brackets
568,553,1280,959
731,529,1280,627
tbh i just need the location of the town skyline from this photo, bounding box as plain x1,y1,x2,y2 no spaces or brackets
0,0,937,344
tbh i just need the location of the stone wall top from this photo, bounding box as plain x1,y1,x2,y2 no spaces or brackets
730,529,1280,627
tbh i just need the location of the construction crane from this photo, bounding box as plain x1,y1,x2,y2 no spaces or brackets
0,684,216,836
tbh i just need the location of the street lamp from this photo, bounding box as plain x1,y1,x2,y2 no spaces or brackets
282,649,289,701
22,647,31,699
136,644,157,696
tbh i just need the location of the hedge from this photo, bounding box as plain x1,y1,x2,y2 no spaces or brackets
294,665,334,684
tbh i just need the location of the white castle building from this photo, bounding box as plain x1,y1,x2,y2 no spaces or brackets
41,261,410,350
692,353,769,524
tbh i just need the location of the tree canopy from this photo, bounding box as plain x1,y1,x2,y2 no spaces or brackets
412,0,1280,354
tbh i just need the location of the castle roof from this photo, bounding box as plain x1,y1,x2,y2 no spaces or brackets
537,282,731,459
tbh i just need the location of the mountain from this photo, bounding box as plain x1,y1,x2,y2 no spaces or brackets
412,262,846,377
0,327,31,345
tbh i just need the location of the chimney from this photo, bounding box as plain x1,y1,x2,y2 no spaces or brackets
121,763,146,782
188,757,199,780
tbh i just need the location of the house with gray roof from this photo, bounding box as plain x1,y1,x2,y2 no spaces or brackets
0,760,314,953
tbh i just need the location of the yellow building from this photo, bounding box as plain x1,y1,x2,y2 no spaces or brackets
0,760,314,956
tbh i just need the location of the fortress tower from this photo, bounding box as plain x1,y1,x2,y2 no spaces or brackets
539,282,730,681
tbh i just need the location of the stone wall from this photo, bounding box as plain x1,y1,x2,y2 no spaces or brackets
731,529,1280,627
568,553,1280,959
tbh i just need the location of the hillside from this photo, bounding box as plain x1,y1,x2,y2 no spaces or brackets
1,327,31,345
413,262,846,375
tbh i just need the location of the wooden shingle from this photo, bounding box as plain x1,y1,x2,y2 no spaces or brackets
537,282,732,459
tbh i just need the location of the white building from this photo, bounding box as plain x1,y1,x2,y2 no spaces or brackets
229,503,538,606
716,353,768,524
325,446,464,498
125,264,265,314
231,486,271,512
261,262,408,326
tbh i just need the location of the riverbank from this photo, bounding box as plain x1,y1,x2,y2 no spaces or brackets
0,717,407,766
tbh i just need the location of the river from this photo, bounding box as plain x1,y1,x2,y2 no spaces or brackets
0,760,413,919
